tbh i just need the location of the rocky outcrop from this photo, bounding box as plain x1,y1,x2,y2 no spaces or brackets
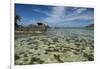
15,22,49,34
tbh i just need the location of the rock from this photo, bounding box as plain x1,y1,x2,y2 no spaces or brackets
53,38,58,42
53,54,63,63
35,31,42,33
48,38,54,44
50,45,55,47
83,47,94,61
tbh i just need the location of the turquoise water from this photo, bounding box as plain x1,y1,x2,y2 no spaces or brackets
47,28,93,38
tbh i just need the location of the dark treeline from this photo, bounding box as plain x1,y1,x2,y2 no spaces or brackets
85,24,94,29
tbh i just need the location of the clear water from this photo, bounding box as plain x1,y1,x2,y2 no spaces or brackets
15,28,94,65
16,28,94,39
47,28,94,39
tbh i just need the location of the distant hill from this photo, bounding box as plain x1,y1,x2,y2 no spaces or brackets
86,24,94,29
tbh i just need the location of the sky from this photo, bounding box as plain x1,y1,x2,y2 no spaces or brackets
15,4,94,27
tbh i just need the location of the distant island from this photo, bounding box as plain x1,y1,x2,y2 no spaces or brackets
85,24,94,29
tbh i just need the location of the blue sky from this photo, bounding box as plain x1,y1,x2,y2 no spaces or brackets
15,4,94,27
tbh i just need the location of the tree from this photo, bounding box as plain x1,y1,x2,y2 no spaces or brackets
15,14,21,29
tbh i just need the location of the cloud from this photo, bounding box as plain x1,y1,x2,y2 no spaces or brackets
23,6,93,27
43,7,93,27
21,17,39,26
44,6,66,24
49,6,65,19
62,14,93,22
32,9,50,16
75,8,87,14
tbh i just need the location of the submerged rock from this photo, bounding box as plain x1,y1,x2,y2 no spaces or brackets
15,31,94,65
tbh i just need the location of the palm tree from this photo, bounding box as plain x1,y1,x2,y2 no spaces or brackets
15,14,21,29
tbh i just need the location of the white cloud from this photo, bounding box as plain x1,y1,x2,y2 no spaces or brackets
62,14,93,22
43,7,93,26
24,6,93,27
21,17,38,26
75,8,87,14
32,9,50,16
49,6,65,19
44,6,66,24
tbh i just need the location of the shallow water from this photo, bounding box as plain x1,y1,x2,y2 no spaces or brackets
15,28,94,65
16,28,93,39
